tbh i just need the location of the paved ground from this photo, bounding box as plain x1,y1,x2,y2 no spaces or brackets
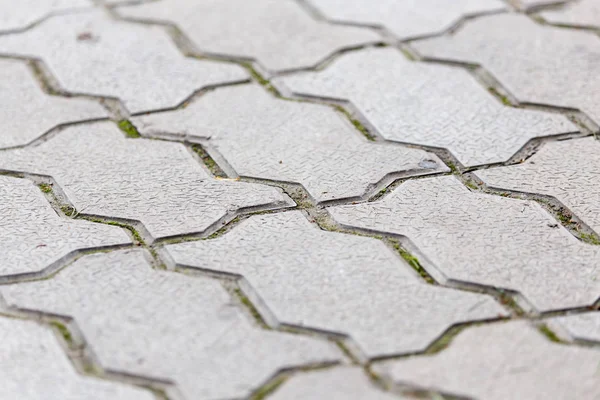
1,0,599,399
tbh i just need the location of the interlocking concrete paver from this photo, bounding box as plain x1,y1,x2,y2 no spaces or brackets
306,0,506,40
0,124,289,239
0,10,247,113
549,313,600,342
277,48,575,166
1,249,341,400
0,0,89,33
166,211,505,357
540,0,600,27
0,175,130,278
476,137,600,233
133,84,446,201
375,321,600,400
116,0,379,72
270,367,402,400
0,317,153,400
330,176,600,311
0,60,107,149
414,14,600,125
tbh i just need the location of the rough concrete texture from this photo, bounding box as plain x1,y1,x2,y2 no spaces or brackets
375,321,600,400
477,137,600,234
166,211,505,357
549,313,600,343
0,317,154,400
0,175,131,278
117,0,379,72
277,48,575,166
3,1,600,398
0,124,289,239
307,0,505,39
0,59,107,149
0,0,89,33
270,367,402,400
1,249,341,400
414,14,600,126
330,176,600,311
0,10,248,113
540,0,600,27
133,84,446,201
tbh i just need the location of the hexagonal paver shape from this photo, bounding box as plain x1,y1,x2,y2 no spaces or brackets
270,367,403,400
166,211,506,357
413,14,600,126
0,10,247,113
0,124,290,239
133,84,446,202
0,59,107,149
375,321,600,400
306,0,505,39
0,0,89,33
117,0,379,72
277,48,575,166
0,317,153,400
539,0,600,28
329,176,600,311
0,175,130,279
1,249,341,400
476,137,600,234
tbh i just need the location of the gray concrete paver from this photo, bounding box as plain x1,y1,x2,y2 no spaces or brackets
0,0,89,33
133,84,447,202
330,176,600,311
306,0,506,39
476,137,600,234
0,124,290,239
1,249,342,400
0,10,248,113
539,0,600,28
0,175,131,278
549,313,600,343
0,317,154,400
413,14,600,126
277,48,575,166
375,321,600,400
166,211,506,358
0,59,107,149
117,0,379,72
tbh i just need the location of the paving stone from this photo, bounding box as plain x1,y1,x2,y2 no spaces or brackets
306,0,505,40
270,367,401,400
277,48,575,166
117,0,379,72
0,60,107,149
0,10,247,113
0,317,154,400
549,313,600,342
476,137,600,233
413,14,600,126
539,0,600,28
0,175,131,278
329,176,600,311
0,0,89,33
133,85,446,202
0,124,289,239
1,249,341,400
375,321,600,400
166,211,506,357
515,0,569,9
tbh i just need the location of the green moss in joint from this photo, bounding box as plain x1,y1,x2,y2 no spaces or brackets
392,243,435,284
38,183,53,194
117,120,141,138
50,321,73,346
191,145,227,178
487,87,511,106
334,105,376,141
251,375,287,400
538,324,561,343
580,233,600,246
234,288,268,329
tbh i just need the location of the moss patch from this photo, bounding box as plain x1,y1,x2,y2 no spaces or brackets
117,120,141,138
38,183,53,194
391,242,435,284
50,321,73,346
538,324,561,343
